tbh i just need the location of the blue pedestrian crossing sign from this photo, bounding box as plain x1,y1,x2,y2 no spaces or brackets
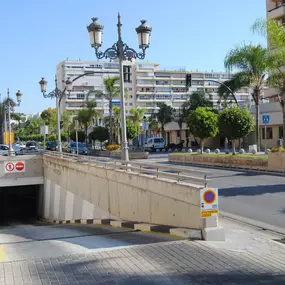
262,115,270,125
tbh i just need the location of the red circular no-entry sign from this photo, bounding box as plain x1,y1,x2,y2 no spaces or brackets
15,161,25,172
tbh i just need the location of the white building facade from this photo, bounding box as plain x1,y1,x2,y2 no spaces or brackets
57,60,252,118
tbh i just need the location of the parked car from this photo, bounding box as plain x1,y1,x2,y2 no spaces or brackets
144,137,165,152
165,140,185,152
0,144,22,156
25,141,39,151
65,142,88,155
46,141,57,151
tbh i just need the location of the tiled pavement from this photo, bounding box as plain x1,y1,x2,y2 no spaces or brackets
1,239,285,285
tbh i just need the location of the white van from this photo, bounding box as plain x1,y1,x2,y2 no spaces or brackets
144,137,165,152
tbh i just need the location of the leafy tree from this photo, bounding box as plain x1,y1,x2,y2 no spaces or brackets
129,107,146,137
152,103,175,138
187,107,219,152
89,126,109,142
219,107,254,154
253,19,285,147
224,43,268,151
70,130,85,142
126,120,138,140
40,108,56,131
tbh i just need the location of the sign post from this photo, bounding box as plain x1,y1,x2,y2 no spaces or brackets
75,120,79,155
200,188,219,218
40,125,49,150
262,115,270,151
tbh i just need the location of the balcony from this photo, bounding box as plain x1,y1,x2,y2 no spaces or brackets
268,4,285,19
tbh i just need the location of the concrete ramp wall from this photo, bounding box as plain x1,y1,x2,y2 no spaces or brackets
0,155,43,187
43,155,204,229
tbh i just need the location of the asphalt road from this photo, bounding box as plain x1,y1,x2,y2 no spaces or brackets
142,153,285,231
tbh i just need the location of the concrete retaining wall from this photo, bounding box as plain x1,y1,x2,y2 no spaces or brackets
42,155,205,230
169,154,268,171
0,155,43,187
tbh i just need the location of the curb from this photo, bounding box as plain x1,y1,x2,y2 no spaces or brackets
43,218,202,240
220,211,285,236
169,160,285,176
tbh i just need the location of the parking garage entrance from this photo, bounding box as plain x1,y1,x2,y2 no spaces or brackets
0,185,41,225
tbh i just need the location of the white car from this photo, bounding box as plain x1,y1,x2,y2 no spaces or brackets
0,144,9,156
144,137,165,152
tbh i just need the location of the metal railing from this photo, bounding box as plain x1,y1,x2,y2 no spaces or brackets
44,151,210,187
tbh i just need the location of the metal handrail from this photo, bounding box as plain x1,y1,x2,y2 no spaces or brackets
43,151,209,187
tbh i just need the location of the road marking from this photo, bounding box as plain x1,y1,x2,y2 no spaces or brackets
0,245,6,262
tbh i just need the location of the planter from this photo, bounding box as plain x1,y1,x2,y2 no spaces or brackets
94,150,149,159
268,152,285,172
169,154,268,171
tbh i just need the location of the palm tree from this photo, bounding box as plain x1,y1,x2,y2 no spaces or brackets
152,103,175,139
92,77,121,144
253,19,285,147
113,106,121,144
129,107,147,136
77,100,98,144
224,44,268,151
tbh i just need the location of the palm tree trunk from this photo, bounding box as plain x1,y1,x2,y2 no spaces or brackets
282,101,285,148
254,89,260,152
109,101,113,144
201,139,204,153
85,123,88,145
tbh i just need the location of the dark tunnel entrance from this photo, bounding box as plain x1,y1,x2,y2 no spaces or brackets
0,185,41,225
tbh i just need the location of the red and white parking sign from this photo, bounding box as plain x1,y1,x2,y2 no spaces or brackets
4,161,25,173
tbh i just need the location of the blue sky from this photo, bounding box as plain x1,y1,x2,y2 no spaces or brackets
0,0,266,114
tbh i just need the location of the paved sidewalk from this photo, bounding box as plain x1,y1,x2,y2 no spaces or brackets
1,218,285,285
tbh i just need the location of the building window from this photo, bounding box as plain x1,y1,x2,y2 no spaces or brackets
262,127,273,139
279,126,283,139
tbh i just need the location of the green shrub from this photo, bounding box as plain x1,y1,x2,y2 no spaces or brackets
271,147,285,153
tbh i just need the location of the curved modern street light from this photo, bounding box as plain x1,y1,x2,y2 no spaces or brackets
87,13,152,161
6,88,23,156
39,77,73,153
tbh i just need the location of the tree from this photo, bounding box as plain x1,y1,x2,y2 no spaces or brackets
129,107,146,137
219,107,254,154
224,43,268,151
253,19,285,147
152,103,175,139
126,120,138,140
40,108,56,131
89,126,109,142
61,110,74,133
70,130,85,142
77,101,98,144
92,77,122,144
187,107,219,153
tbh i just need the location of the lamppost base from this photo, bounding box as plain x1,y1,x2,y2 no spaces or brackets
8,151,16,157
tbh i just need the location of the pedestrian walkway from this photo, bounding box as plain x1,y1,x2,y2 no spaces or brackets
1,218,285,285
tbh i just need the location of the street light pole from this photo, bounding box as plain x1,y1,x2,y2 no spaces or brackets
7,88,12,155
87,14,152,161
39,76,73,153
5,88,23,156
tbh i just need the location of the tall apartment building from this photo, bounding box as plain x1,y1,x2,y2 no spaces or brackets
56,60,135,121
266,0,285,22
56,60,252,118
134,63,251,115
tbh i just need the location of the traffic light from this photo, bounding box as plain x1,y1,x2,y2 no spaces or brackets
60,120,64,129
186,74,192,87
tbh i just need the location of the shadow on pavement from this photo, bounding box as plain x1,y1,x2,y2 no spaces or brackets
219,184,285,197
